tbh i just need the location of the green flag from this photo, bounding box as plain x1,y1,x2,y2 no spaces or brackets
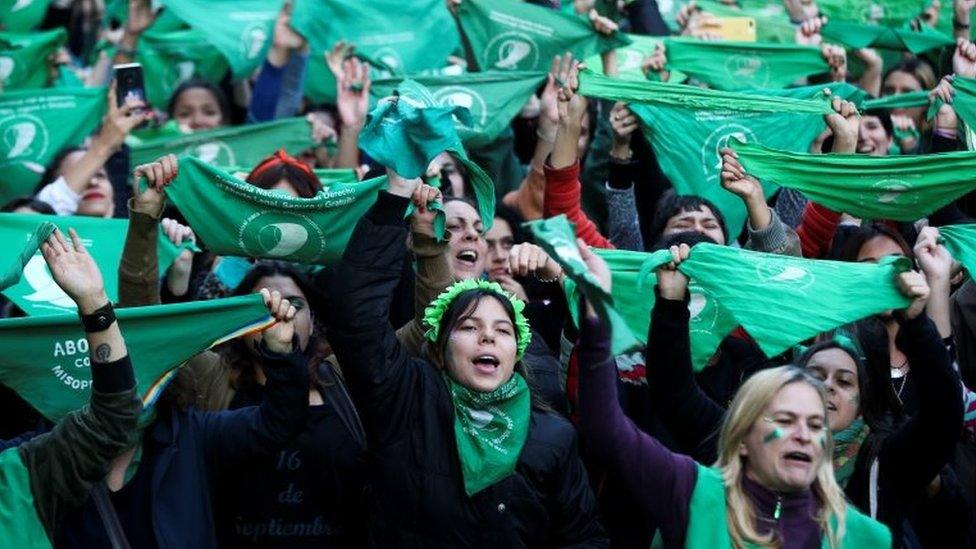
0,87,106,205
863,90,931,110
0,28,65,90
0,214,191,316
0,0,52,32
663,38,829,91
162,157,391,265
0,293,273,422
360,80,496,231
0,220,53,291
821,20,954,53
127,117,315,169
531,215,912,365
732,140,976,221
455,0,630,73
578,69,831,236
937,224,976,276
524,215,641,353
370,71,547,149
290,0,460,104
137,28,230,107
160,0,281,79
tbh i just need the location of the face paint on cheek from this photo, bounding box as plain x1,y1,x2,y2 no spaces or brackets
763,427,784,444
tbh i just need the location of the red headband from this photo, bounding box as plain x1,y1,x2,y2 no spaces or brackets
248,149,315,181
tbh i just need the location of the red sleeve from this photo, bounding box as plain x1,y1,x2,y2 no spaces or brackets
796,201,841,258
543,160,615,250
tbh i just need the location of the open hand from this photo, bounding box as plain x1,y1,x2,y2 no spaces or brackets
41,228,107,312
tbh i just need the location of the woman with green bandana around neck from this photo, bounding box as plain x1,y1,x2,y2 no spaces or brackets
327,168,607,547
640,238,963,546
0,228,141,547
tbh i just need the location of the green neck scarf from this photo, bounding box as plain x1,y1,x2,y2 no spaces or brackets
128,117,316,169
664,38,829,92
445,372,531,496
0,86,106,204
579,69,831,236
820,20,954,53
0,214,193,316
290,0,460,104
529,215,912,369
833,417,870,489
360,79,495,232
455,0,630,72
732,140,976,221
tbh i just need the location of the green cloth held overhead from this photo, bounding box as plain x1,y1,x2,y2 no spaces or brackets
162,157,393,265
749,82,870,106
128,117,316,169
863,90,931,110
524,215,641,354
817,0,928,26
939,224,976,277
360,79,496,231
137,28,230,107
290,0,460,104
0,220,54,292
224,165,359,186
663,38,829,91
0,28,66,90
370,71,547,149
938,76,976,130
0,87,106,205
0,214,192,316
578,69,832,236
584,33,672,81
0,293,273,423
820,20,954,53
160,0,282,79
732,140,976,221
0,0,52,32
455,0,630,72
531,216,910,366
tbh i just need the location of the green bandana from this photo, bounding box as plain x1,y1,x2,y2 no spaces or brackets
585,33,669,81
663,38,829,91
128,117,316,169
750,82,870,105
0,0,52,32
0,220,54,292
423,278,532,359
821,20,954,53
0,214,193,316
578,69,831,236
225,166,359,186
833,417,870,488
533,215,911,367
0,28,65,90
938,224,976,277
360,80,495,231
0,293,273,422
370,71,547,149
732,140,976,221
818,0,929,26
161,157,393,264
935,76,976,131
291,0,460,104
0,446,51,547
446,372,531,496
160,0,281,79
455,0,630,73
863,90,931,110
137,28,230,107
0,86,106,205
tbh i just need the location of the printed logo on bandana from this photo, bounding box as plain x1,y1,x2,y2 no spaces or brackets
753,258,816,291
240,22,269,60
175,61,196,82
700,124,756,181
0,56,15,84
238,211,326,263
861,3,885,23
12,0,35,11
688,284,718,332
21,254,75,309
862,178,918,207
485,31,539,71
186,140,236,166
0,114,49,171
461,405,514,451
50,335,93,392
432,86,488,128
724,55,769,87
371,47,404,78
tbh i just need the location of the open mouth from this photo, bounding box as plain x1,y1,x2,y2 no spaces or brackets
826,401,838,412
783,451,812,464
472,354,500,373
456,249,479,266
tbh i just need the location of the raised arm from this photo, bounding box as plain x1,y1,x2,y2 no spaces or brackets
574,241,697,547
19,229,140,536
247,2,308,123
720,149,801,256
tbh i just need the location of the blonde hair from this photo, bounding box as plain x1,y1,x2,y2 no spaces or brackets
716,366,848,549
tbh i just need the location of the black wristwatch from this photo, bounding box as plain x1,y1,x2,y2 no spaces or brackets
79,302,116,333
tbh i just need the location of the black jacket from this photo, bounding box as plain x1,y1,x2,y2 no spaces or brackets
328,192,607,548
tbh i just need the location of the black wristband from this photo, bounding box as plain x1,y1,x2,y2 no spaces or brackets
954,18,971,30
79,302,116,333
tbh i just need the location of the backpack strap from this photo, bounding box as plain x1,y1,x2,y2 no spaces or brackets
91,483,132,549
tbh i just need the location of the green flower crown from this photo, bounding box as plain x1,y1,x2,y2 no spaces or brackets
424,279,532,359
